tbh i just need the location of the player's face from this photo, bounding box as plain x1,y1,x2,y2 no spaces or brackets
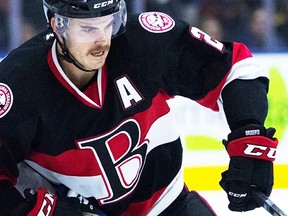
64,15,113,70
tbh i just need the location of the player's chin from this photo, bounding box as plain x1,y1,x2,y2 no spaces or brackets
87,60,106,70
86,55,107,68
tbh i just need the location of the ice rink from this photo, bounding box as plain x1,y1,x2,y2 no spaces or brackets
200,189,288,216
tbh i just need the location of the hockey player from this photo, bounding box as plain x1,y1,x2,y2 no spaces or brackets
0,0,278,215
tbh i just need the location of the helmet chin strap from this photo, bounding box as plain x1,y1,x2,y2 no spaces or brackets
56,36,98,73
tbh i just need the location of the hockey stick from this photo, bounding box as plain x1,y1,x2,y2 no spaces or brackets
251,188,287,216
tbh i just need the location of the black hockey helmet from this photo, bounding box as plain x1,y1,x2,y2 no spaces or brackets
43,0,127,37
43,0,124,18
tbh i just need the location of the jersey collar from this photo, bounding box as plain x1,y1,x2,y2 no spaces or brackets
47,40,107,109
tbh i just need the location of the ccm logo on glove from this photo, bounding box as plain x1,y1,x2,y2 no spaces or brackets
228,191,247,198
227,136,278,162
244,144,276,159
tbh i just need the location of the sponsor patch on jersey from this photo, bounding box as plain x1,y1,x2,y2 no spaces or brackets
138,12,175,33
0,83,13,118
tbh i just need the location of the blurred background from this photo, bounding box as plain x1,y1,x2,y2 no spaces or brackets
1,0,288,55
1,0,288,215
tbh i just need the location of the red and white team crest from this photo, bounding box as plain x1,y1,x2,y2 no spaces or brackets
138,12,175,33
0,83,13,118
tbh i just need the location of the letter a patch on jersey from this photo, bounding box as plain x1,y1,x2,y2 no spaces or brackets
115,75,143,110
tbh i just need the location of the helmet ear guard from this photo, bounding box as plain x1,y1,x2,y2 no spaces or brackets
53,15,69,35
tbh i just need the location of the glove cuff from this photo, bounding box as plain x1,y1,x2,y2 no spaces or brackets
227,136,278,161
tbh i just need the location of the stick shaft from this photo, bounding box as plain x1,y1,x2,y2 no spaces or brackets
251,189,287,216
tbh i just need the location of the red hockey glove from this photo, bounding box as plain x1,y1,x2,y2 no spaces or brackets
25,188,57,216
219,124,278,212
0,179,106,216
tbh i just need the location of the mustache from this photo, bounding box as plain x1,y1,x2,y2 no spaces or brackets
89,44,110,52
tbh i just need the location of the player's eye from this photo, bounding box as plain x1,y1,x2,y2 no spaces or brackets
81,26,97,33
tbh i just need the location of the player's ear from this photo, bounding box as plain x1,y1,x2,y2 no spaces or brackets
50,17,56,31
50,17,64,43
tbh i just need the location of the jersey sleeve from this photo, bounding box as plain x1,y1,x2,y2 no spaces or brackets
0,32,51,185
176,25,268,111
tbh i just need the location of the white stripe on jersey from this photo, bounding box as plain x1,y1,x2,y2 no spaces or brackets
225,57,268,88
147,169,184,216
218,57,269,105
146,107,181,153
25,159,110,198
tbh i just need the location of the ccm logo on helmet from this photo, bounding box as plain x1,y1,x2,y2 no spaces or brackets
94,0,114,9
244,144,276,159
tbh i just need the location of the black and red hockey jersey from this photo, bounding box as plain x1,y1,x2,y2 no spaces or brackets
0,12,268,215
